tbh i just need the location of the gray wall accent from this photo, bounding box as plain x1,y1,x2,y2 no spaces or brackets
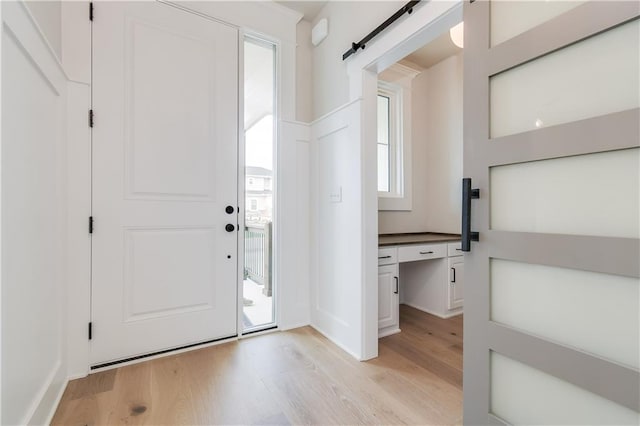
488,2,639,76
488,232,640,279
487,109,639,166
488,322,640,412
463,0,640,424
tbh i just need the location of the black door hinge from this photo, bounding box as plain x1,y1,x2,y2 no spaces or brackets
88,322,93,340
89,2,94,21
89,109,94,128
89,216,94,234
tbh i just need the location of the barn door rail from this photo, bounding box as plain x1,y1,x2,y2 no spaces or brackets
342,0,422,60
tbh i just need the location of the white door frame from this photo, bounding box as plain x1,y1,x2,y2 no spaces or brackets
345,0,463,360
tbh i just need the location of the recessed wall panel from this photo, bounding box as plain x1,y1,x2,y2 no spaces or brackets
490,148,640,238
490,19,639,138
491,352,639,425
126,20,215,200
124,228,216,321
491,259,639,369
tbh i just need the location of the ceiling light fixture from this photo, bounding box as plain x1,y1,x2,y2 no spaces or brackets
450,21,464,48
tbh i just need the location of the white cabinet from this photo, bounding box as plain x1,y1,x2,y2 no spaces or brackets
378,263,400,337
448,256,464,310
398,243,447,262
390,242,464,322
377,241,463,338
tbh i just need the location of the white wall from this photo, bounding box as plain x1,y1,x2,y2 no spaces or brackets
379,52,463,234
278,122,310,329
24,0,62,60
310,100,367,358
423,53,463,233
296,20,313,123
311,1,403,119
1,2,68,424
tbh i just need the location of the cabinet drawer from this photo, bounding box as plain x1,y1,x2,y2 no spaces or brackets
398,243,446,263
448,241,463,257
378,247,398,266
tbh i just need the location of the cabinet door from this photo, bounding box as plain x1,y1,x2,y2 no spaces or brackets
449,257,464,310
378,264,399,330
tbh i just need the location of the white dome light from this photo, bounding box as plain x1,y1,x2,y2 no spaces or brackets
450,21,464,48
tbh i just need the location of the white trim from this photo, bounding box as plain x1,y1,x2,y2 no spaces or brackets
44,377,69,425
376,79,414,211
310,97,363,126
279,321,311,331
16,1,69,79
311,323,364,361
384,61,423,79
258,1,304,24
378,327,402,338
402,302,463,319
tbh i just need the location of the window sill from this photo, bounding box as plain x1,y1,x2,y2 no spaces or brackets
378,193,412,211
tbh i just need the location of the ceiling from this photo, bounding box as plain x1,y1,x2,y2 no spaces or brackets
274,1,327,21
244,40,275,130
403,30,462,70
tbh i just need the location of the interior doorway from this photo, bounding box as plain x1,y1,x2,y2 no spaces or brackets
242,36,277,332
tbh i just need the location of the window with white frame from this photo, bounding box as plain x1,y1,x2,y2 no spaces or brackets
377,82,402,197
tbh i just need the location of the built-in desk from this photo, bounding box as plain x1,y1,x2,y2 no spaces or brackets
378,233,463,338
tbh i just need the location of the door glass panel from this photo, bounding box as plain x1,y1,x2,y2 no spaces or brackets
490,0,586,47
490,19,639,138
491,352,639,425
491,259,640,369
243,37,276,332
491,148,640,238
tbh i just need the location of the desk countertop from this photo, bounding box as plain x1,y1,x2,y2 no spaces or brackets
378,232,461,247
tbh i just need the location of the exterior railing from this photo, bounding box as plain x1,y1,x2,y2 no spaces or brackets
244,222,272,296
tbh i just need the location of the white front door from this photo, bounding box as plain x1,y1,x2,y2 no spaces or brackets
91,2,239,365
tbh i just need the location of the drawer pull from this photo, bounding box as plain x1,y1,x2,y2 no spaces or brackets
455,248,462,251
378,255,392,259
419,251,434,255
394,276,399,294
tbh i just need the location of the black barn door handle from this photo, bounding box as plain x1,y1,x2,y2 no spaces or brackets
461,178,480,252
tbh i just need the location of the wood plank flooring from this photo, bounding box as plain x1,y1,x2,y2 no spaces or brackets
52,305,463,425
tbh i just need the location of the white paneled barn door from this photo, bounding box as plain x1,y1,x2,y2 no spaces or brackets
463,1,639,424
91,2,239,366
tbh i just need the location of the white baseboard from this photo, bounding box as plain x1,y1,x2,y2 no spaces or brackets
309,323,363,361
279,321,311,331
378,327,401,338
401,302,463,319
44,377,69,425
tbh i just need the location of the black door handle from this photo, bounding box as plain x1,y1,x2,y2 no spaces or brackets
225,224,235,232
462,178,479,252
225,205,235,214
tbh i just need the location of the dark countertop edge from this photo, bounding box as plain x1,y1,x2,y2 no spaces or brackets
378,232,462,246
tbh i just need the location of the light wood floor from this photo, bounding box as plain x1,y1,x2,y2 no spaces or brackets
52,305,463,425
